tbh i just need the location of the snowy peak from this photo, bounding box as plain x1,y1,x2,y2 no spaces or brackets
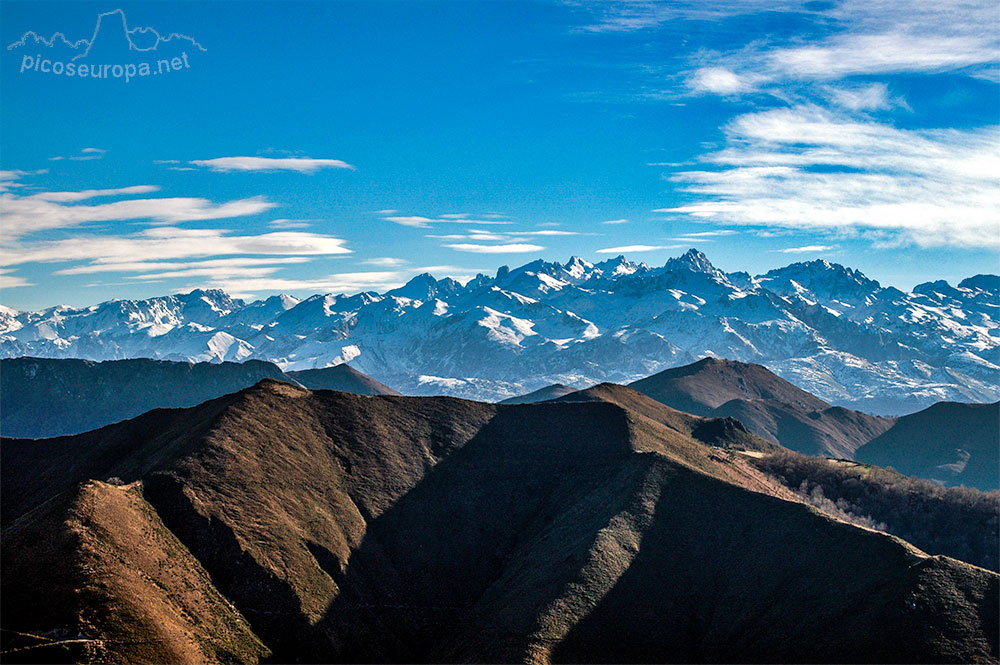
959,274,1000,292
594,255,643,278
664,248,718,275
386,273,440,301
757,260,881,305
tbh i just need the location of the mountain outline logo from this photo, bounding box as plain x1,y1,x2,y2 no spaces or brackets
8,9,206,82
7,8,206,60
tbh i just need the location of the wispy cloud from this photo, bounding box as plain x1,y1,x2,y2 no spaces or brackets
595,244,680,254
601,218,629,225
572,1,804,33
821,83,894,111
49,147,107,162
54,257,311,276
362,257,408,267
32,185,160,203
3,226,351,267
777,245,835,254
445,243,545,253
685,1,999,95
671,230,738,238
658,106,1000,248
189,156,355,173
268,218,315,229
1,186,276,238
0,268,32,289
384,213,511,228
203,272,405,299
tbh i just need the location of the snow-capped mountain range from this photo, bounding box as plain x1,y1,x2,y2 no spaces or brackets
3,249,997,414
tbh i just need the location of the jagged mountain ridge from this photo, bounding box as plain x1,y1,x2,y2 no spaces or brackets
2,380,997,663
2,249,998,414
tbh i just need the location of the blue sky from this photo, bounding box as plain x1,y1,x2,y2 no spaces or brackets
1,0,997,310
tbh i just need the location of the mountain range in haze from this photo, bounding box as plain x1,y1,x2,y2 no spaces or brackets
2,249,998,415
3,379,997,663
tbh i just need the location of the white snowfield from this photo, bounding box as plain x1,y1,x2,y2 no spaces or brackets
2,250,997,415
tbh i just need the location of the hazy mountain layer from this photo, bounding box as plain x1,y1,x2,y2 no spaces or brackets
856,401,1000,490
0,357,398,438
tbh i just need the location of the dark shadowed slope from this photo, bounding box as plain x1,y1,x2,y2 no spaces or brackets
500,383,577,404
0,357,399,438
629,357,894,457
285,364,401,395
855,401,1000,490
2,381,997,664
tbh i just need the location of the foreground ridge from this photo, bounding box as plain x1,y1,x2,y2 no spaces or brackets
2,381,997,663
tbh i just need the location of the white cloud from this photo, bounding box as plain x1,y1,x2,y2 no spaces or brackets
516,230,581,236
268,218,315,229
821,83,893,111
778,245,835,253
596,244,680,254
32,185,160,203
0,268,32,289
445,243,545,253
1,187,276,238
3,226,352,267
203,272,405,299
688,67,757,94
385,213,512,228
49,147,107,162
601,218,629,225
189,157,355,173
672,230,738,238
684,1,999,95
54,257,311,276
659,106,1000,247
387,215,437,228
362,257,408,267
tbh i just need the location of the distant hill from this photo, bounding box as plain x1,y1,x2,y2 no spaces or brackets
286,364,401,396
499,383,577,404
2,381,996,663
629,357,895,458
0,357,399,438
856,401,1000,490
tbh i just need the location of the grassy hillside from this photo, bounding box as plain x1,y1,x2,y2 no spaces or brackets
629,357,894,457
2,381,997,663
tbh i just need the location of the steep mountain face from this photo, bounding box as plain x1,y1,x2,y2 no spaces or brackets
2,382,997,664
0,357,399,438
855,401,1000,490
629,357,895,459
2,250,998,413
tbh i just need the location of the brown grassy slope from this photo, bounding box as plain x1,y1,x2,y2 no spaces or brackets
855,401,1000,490
628,357,894,457
2,381,998,664
1,481,267,664
552,382,779,453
